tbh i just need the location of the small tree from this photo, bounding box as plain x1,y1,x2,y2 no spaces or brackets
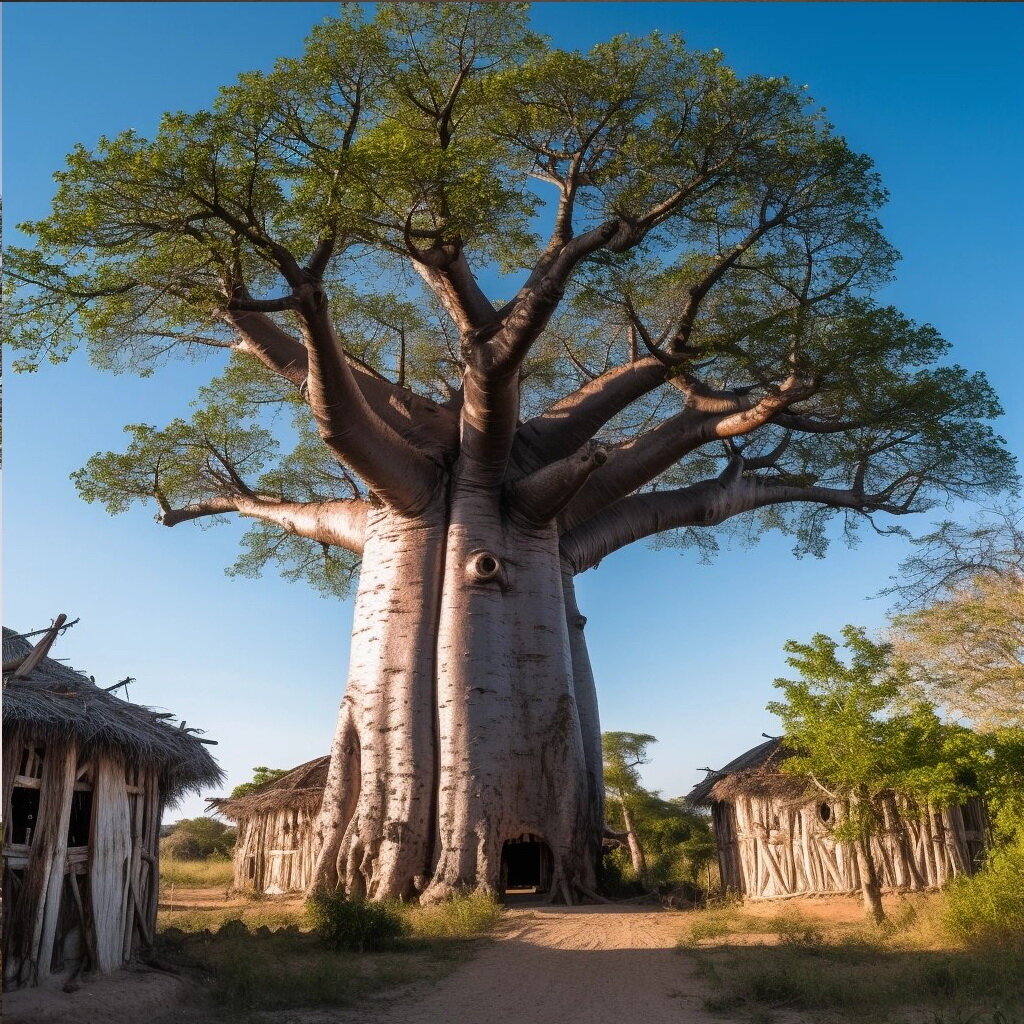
230,765,289,799
767,627,978,923
603,731,656,880
602,732,713,890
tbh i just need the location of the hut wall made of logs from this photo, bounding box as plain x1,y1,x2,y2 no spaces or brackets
3,622,222,989
209,756,329,895
689,739,988,900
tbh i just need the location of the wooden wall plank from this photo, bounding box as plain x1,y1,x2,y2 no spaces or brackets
89,756,132,973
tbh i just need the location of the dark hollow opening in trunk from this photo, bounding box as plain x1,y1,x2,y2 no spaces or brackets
501,835,552,894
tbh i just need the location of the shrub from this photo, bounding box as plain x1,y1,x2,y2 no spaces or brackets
306,891,408,952
944,838,1024,950
160,816,236,859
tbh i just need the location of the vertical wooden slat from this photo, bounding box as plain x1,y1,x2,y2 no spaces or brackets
122,776,145,960
89,756,132,973
36,744,78,980
2,731,25,845
143,773,162,936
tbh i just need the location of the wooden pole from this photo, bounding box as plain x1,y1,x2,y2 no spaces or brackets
10,615,68,680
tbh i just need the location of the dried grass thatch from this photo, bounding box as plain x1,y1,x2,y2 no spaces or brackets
686,737,813,805
3,627,222,802
209,755,330,821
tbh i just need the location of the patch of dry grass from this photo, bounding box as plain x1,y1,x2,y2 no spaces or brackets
677,895,1024,1024
159,857,235,888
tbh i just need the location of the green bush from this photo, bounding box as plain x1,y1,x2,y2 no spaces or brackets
160,816,236,859
944,838,1024,950
306,891,408,952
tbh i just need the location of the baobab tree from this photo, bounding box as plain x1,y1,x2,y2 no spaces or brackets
7,5,1013,902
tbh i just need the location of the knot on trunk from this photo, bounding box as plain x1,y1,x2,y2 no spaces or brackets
465,549,507,587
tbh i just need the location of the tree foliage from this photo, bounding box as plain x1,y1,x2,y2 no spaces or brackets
4,2,1013,596
229,765,290,799
160,815,236,860
602,731,714,887
768,628,984,817
887,508,1024,733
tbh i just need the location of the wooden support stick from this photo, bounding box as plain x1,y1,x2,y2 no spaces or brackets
11,614,68,679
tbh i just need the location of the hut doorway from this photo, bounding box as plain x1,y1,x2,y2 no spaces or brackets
500,835,552,894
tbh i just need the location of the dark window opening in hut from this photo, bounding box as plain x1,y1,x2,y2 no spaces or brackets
67,790,93,848
10,787,40,845
818,802,832,824
18,746,45,779
501,837,551,893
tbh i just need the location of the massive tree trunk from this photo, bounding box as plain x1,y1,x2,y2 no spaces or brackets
312,505,446,899
313,495,602,902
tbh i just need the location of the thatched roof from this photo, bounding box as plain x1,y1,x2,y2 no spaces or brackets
209,755,330,821
3,627,223,802
686,737,813,806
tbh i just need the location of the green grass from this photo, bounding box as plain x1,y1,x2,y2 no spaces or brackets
677,898,1024,1024
160,856,235,887
406,892,504,939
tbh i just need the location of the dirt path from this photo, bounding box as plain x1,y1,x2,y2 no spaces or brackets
287,904,727,1024
5,904,734,1024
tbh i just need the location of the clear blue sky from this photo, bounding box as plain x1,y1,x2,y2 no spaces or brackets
4,3,1022,819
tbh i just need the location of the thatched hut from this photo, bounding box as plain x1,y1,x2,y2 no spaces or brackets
687,738,988,900
209,755,329,895
2,619,222,989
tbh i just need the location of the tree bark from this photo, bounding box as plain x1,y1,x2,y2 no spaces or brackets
312,483,601,902
312,504,446,899
851,791,886,924
425,487,592,902
619,801,648,881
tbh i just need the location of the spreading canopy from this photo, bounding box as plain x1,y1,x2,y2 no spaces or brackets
6,3,1013,586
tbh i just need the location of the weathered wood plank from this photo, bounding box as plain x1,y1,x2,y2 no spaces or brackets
37,744,78,980
89,756,132,973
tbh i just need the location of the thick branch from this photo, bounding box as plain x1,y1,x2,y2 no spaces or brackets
298,287,440,514
559,377,812,532
225,309,459,459
159,495,368,555
560,465,900,575
506,443,608,526
412,247,498,335
491,220,619,374
513,356,668,474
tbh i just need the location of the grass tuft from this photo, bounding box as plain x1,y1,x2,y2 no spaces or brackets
407,892,504,939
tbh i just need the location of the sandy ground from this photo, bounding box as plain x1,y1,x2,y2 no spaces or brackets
2,968,194,1024
284,904,729,1024
5,897,877,1024
3,903,725,1024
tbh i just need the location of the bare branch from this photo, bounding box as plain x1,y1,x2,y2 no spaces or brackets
506,443,609,526
559,375,813,532
296,286,440,514
160,495,368,555
560,464,912,575
514,356,668,474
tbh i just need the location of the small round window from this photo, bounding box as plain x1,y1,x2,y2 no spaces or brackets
818,802,832,824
